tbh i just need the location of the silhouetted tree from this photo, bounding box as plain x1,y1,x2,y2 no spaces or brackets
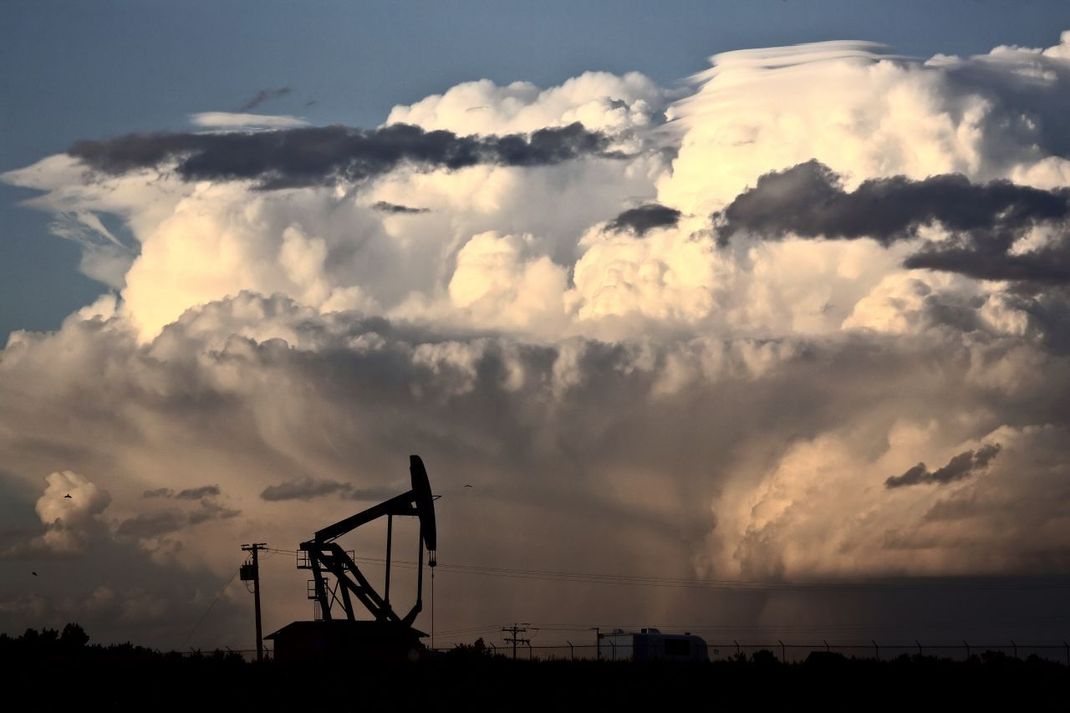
751,648,779,666
60,623,89,648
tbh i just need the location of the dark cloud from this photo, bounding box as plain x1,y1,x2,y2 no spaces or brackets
717,161,1070,245
260,476,396,502
115,511,186,539
716,160,1070,285
261,477,348,501
238,87,292,112
885,443,1002,489
903,238,1070,286
175,485,221,501
186,501,239,524
606,203,682,235
116,501,238,539
142,485,220,501
67,122,622,189
371,201,430,215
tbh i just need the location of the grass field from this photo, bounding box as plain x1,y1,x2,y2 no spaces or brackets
5,625,1067,711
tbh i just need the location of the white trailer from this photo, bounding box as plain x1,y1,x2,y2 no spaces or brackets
598,628,709,662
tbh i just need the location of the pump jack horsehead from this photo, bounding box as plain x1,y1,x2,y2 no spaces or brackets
299,455,437,625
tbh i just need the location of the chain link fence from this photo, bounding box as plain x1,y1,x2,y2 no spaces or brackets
430,640,1070,664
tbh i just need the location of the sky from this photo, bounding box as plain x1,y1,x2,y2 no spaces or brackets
3,0,1070,653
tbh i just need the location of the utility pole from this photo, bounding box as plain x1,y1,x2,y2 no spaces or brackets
501,623,531,661
240,543,268,661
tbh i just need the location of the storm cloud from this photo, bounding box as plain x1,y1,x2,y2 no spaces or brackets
175,485,222,501
371,201,430,214
606,203,682,235
717,160,1070,246
259,477,395,502
142,485,222,501
66,122,623,189
903,238,1070,285
716,160,1070,286
116,502,239,539
886,443,1002,488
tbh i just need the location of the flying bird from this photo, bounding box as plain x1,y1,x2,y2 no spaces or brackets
31,571,38,576
464,484,473,488
64,494,72,499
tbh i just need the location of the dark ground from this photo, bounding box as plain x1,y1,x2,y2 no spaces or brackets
4,625,1068,711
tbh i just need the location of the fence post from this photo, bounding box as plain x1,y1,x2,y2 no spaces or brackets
916,640,923,656
1011,641,1017,660
734,640,741,656
610,640,616,660
567,641,574,661
872,640,879,661
778,640,786,663
963,641,970,660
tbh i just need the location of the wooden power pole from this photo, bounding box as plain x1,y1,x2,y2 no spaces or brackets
501,623,531,660
240,543,268,661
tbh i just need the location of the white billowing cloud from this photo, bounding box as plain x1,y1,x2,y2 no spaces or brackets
4,69,671,343
659,35,1070,214
725,237,912,336
567,219,720,328
447,231,568,334
115,182,391,340
32,471,111,555
709,422,1070,578
190,112,310,130
3,155,186,290
842,270,977,334
10,32,1067,345
386,71,669,135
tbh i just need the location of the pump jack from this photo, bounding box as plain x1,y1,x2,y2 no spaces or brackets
299,454,437,624
266,455,438,662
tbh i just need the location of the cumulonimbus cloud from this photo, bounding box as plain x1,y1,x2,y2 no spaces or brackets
3,30,1070,647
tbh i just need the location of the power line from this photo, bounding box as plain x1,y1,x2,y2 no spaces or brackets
342,555,1070,593
265,545,1070,593
180,565,240,651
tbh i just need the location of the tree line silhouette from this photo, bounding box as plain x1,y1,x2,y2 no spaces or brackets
3,625,1066,711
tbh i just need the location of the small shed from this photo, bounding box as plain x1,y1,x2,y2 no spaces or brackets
265,620,426,663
